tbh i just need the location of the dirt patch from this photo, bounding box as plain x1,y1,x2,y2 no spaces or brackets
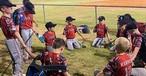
80,0,146,6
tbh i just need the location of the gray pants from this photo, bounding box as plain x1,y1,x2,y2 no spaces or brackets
131,68,146,76
92,37,105,47
6,39,23,76
21,29,33,59
46,46,53,52
66,39,80,50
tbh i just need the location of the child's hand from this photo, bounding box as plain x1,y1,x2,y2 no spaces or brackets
108,39,113,44
85,37,89,40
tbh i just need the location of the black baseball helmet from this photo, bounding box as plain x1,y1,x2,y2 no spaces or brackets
24,2,35,14
66,16,76,21
98,16,105,21
45,22,57,29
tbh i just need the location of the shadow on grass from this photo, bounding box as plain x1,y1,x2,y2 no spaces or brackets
32,46,45,53
0,46,45,75
73,72,85,76
94,50,115,61
0,40,5,45
0,48,12,75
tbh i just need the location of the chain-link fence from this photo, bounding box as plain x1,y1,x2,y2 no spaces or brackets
15,4,146,30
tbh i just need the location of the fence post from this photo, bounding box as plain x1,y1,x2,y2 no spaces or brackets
42,4,46,23
95,6,97,25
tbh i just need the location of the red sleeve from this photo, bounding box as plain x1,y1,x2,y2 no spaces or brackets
63,27,66,35
43,33,47,42
105,26,109,33
133,36,142,48
93,25,97,32
103,56,119,75
74,25,77,33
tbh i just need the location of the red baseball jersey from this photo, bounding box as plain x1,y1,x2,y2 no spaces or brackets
20,13,33,29
39,52,68,75
43,31,56,46
63,25,77,39
94,24,108,38
0,15,17,39
103,53,132,76
131,34,142,53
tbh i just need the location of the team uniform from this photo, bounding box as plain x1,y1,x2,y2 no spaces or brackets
103,53,132,76
0,15,23,76
43,31,56,52
13,6,25,31
39,52,68,75
130,34,144,67
63,25,80,50
130,34,142,53
92,23,108,47
19,11,34,59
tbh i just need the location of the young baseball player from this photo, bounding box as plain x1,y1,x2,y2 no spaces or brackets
125,22,146,76
62,16,86,50
25,38,71,76
95,37,132,76
109,20,130,51
18,2,37,62
92,16,110,48
13,0,38,32
0,0,30,75
126,23,143,61
43,22,56,52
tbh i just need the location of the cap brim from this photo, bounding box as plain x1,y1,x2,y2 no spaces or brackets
29,10,35,14
52,24,57,27
65,19,76,22
6,4,16,7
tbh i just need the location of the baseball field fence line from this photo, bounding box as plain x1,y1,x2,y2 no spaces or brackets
15,4,146,28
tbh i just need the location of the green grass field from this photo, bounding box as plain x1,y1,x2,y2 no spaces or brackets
1,0,146,76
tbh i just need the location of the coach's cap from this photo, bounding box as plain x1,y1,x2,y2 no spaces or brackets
66,16,76,21
118,20,127,26
98,16,105,21
0,0,16,7
126,22,138,30
45,22,57,28
24,2,35,14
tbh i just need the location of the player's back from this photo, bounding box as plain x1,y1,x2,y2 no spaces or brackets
114,53,132,76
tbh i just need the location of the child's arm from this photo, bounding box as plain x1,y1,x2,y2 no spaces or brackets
86,28,96,40
105,27,111,43
14,31,27,48
105,32,110,43
62,28,67,41
32,17,38,27
14,31,37,59
77,30,86,40
131,47,140,61
96,71,104,76
86,25,97,40
25,48,37,59
63,72,71,76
